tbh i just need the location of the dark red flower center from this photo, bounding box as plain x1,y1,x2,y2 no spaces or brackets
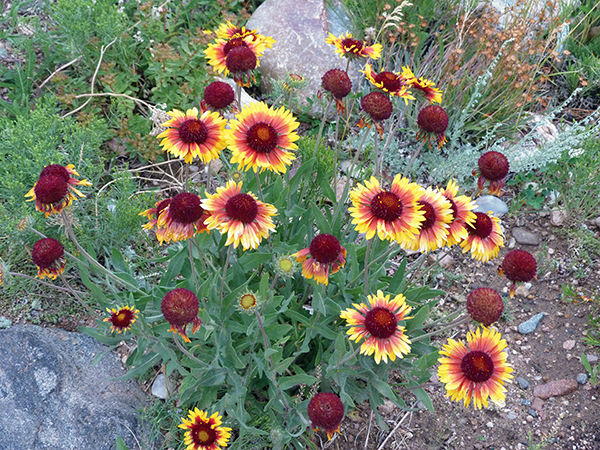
225,193,258,223
478,151,509,181
341,38,364,53
191,421,217,446
370,191,402,222
169,193,203,224
375,71,402,91
417,105,449,134
246,122,278,153
417,200,436,230
321,69,352,99
502,249,537,282
225,46,257,73
32,238,64,269
110,308,136,329
364,306,397,339
161,288,199,326
203,81,235,110
40,164,70,182
309,234,342,264
178,119,208,145
468,212,493,239
34,175,69,205
461,350,494,383
361,92,393,121
307,392,344,430
223,37,246,54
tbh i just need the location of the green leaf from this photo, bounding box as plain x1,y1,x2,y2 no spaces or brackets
405,305,429,334
237,251,272,272
196,367,228,386
290,158,315,193
160,246,187,285
273,356,295,374
309,203,332,234
413,387,434,412
278,374,318,390
388,258,407,292
115,436,130,450
77,262,106,302
284,309,310,325
110,247,128,273
259,272,270,301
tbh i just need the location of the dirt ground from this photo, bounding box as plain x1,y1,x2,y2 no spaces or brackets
329,207,600,450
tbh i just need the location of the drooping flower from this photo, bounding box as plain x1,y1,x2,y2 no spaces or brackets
225,45,258,87
25,164,91,218
438,327,513,409
348,175,424,245
340,290,412,364
466,288,504,326
403,186,453,252
139,198,172,244
401,66,443,103
156,107,228,164
321,68,352,114
361,63,414,103
416,105,449,149
499,249,537,298
475,151,510,196
227,102,300,174
460,211,504,262
202,181,277,250
237,291,259,313
307,392,345,440
293,234,347,286
439,180,477,247
179,408,232,450
325,32,382,60
161,288,202,342
104,306,140,333
156,193,210,245
202,81,235,111
359,91,394,137
32,237,66,280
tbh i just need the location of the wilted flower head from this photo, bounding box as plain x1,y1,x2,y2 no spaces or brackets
499,249,537,298
25,164,91,217
32,237,66,280
161,288,202,342
321,68,352,114
307,392,345,440
476,151,510,196
361,92,393,122
416,105,448,149
293,234,347,285
202,81,235,111
467,287,504,326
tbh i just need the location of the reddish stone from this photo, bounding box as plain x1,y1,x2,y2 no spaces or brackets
533,379,578,400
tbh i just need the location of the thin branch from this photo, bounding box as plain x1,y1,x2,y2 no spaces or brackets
37,56,82,91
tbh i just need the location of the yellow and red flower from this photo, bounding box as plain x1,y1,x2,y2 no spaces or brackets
156,193,210,245
404,186,453,252
139,198,172,244
438,327,513,409
202,181,277,250
402,66,443,104
307,392,345,440
460,211,504,262
179,408,232,450
340,290,412,364
326,32,382,60
348,175,424,245
215,21,276,52
204,35,263,75
293,234,346,285
439,180,477,247
162,288,202,343
32,237,66,280
157,107,228,164
25,164,91,218
104,306,139,333
228,101,300,174
362,63,414,103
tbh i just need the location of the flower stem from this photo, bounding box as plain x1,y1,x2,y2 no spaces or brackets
9,272,87,295
405,140,426,175
349,242,400,286
29,227,88,268
313,98,332,156
412,314,470,343
254,171,264,203
220,245,233,304
188,239,199,293
235,83,242,110
329,346,361,372
364,239,372,295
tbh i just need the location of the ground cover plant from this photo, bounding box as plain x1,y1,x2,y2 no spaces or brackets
1,0,599,449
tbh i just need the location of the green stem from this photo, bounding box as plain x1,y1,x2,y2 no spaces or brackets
405,139,426,175
59,271,97,316
235,83,242,110
424,308,464,330
174,334,208,367
206,160,212,193
188,240,199,293
364,239,372,295
254,171,264,203
220,245,233,304
412,314,470,343
9,272,87,295
60,212,143,294
29,227,88,268
348,242,400,286
313,98,332,156
329,346,361,372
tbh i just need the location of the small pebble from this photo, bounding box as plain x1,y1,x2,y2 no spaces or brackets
486,421,494,428
563,340,576,350
521,399,531,406
528,409,538,418
517,377,530,389
576,373,588,385
518,313,546,334
526,415,534,423
586,354,598,364
507,411,517,420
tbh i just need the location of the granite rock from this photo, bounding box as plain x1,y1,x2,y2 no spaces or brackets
533,379,578,400
0,325,153,450
511,227,540,246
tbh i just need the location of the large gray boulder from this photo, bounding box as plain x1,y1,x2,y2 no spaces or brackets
247,0,356,110
0,325,153,450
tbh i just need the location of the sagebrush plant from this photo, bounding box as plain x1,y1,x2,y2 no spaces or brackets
0,11,538,448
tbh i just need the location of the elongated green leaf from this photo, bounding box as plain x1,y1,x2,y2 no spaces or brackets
160,247,187,285
405,305,429,334
278,374,318,390
413,387,434,412
309,203,331,235
388,258,407,292
115,436,130,450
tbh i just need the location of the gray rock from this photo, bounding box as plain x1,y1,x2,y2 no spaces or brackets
517,377,530,389
550,209,567,226
585,354,598,364
533,379,579,399
592,217,600,230
151,373,174,400
576,373,588,385
518,313,546,334
506,411,517,420
0,325,152,450
473,195,508,217
521,399,531,406
527,409,538,418
247,0,356,111
511,227,540,246
562,339,576,350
